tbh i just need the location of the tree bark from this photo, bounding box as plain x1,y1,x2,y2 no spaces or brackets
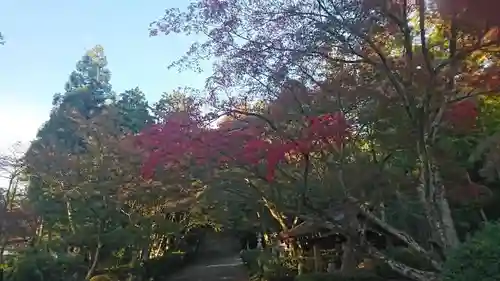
369,247,439,281
349,197,443,270
65,198,76,234
417,145,460,251
340,236,357,274
262,196,288,232
85,241,103,280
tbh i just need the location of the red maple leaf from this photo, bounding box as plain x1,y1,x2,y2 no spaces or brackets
136,111,350,182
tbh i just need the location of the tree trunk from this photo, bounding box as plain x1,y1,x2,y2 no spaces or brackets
262,196,288,232
85,241,103,280
340,236,357,274
353,198,443,271
417,146,460,251
141,244,150,261
65,198,76,234
437,184,460,249
370,247,439,281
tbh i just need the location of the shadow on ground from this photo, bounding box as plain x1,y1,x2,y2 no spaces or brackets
169,255,249,281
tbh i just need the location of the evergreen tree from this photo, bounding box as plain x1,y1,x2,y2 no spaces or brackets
34,45,113,152
114,87,153,133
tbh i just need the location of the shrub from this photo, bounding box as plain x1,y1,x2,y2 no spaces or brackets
241,249,262,270
241,249,296,281
139,251,188,280
295,272,384,281
442,222,500,281
5,249,85,281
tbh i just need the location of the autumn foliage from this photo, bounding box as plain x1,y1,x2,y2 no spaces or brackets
445,100,479,131
137,111,350,182
435,0,500,27
364,0,500,27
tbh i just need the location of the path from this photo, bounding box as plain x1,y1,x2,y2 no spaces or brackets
169,255,249,281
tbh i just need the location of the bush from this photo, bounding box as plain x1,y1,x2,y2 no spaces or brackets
241,249,262,270
240,249,296,281
442,222,500,281
295,272,384,281
139,251,188,280
5,249,85,281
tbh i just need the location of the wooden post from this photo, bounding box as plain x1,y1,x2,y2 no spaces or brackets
313,244,321,272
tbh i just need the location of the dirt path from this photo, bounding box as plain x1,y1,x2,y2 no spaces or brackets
169,255,249,281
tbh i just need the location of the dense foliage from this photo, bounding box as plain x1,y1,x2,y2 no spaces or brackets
1,1,500,281
442,222,500,281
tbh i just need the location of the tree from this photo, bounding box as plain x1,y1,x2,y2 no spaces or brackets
22,46,136,280
435,0,500,26
150,1,500,280
137,81,351,259
52,45,112,118
152,89,203,123
22,47,211,278
25,105,185,279
34,45,113,157
0,145,35,281
26,45,115,245
114,87,153,133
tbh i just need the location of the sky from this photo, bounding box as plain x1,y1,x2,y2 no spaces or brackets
0,0,211,155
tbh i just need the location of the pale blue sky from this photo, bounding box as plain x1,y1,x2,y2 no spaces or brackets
0,0,210,151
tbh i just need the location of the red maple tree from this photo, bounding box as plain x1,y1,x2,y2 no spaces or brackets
136,110,350,182
445,99,479,131
435,0,500,27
